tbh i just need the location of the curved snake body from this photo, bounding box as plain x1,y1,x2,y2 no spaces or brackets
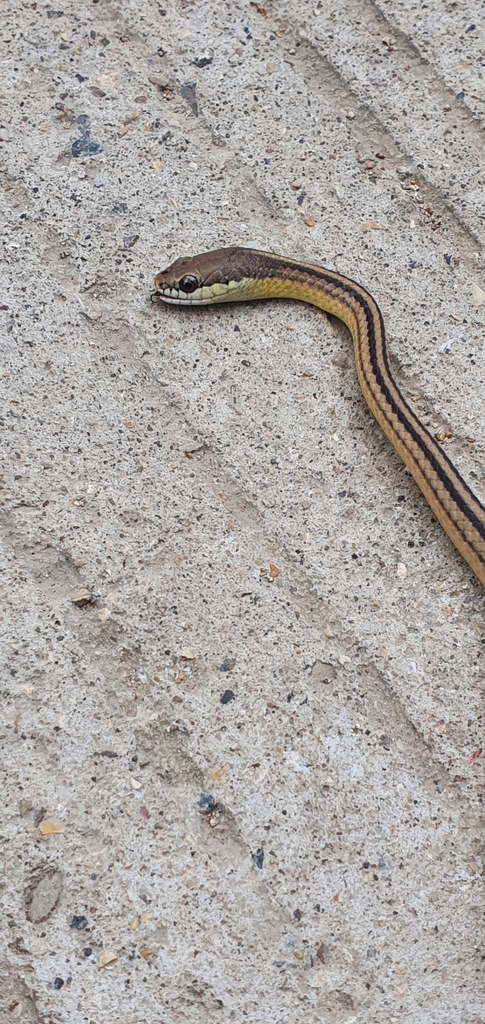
154,246,485,586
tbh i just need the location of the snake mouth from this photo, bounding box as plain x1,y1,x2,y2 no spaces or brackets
152,281,226,305
152,287,183,303
152,281,181,299
153,290,204,305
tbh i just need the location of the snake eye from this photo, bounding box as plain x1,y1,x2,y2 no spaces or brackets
179,274,198,294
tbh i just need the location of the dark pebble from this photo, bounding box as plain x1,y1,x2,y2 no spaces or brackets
83,947,92,957
70,915,88,930
220,689,235,704
191,54,213,68
71,135,103,157
53,978,64,990
179,82,198,117
197,793,216,814
71,114,103,158
219,657,236,672
252,849,264,869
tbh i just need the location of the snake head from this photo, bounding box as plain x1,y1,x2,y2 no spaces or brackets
153,246,256,304
153,256,202,303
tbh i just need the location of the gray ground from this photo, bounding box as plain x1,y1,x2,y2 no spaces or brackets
1,1,484,1022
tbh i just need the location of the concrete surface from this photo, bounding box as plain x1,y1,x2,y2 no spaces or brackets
1,1,484,1021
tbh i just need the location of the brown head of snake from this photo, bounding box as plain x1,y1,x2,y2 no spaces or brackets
153,245,485,587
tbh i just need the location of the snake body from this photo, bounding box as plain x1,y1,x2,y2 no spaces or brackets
154,246,485,586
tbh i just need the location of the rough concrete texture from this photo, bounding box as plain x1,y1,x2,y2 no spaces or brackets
1,1,484,1021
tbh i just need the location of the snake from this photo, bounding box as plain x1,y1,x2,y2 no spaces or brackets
153,245,485,587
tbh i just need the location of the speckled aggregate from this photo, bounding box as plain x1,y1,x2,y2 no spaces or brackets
0,1,484,1022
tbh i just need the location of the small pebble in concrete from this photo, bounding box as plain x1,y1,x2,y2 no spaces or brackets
180,82,198,116
71,114,102,158
192,51,213,68
70,588,93,607
197,793,216,814
219,656,236,672
70,915,88,930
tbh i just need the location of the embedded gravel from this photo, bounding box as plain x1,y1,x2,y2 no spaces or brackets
1,2,484,1022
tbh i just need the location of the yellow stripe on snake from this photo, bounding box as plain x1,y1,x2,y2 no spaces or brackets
154,246,485,587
